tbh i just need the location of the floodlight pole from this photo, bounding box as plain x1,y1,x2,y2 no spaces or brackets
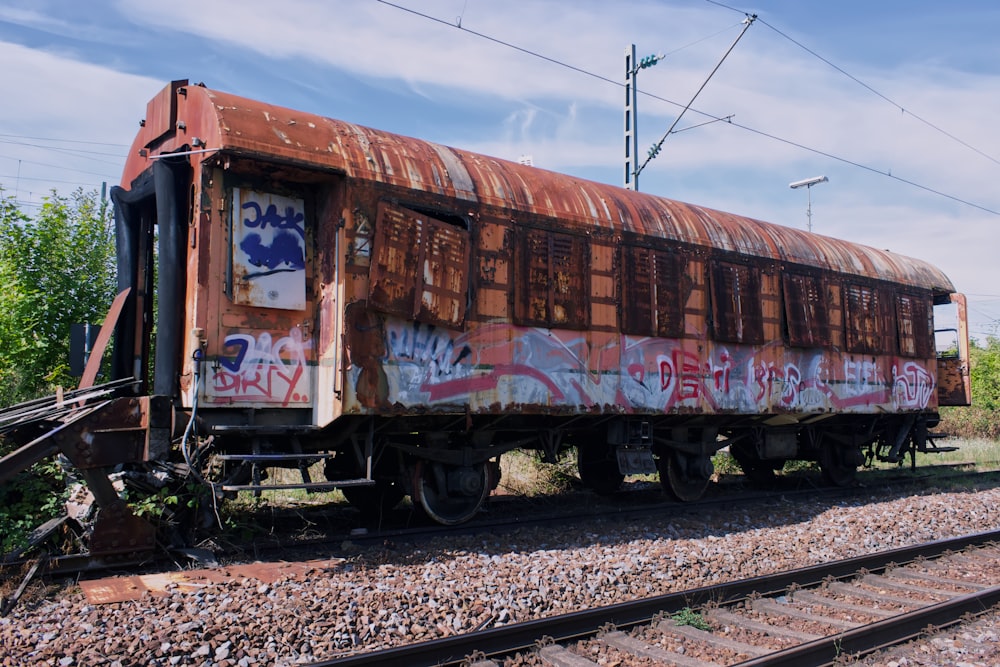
789,176,829,233
805,184,814,233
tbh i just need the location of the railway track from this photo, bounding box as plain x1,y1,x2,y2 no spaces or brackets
3,463,997,582
308,529,1000,667
195,462,1000,564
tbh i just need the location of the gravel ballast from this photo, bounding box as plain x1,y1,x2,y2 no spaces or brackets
3,484,1000,666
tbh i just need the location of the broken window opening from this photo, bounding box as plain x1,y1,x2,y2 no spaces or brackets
710,260,764,345
368,201,469,329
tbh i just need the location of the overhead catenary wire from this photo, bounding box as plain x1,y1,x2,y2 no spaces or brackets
635,13,756,180
376,0,1000,217
704,0,1000,169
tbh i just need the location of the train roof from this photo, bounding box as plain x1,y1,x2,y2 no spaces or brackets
123,80,955,294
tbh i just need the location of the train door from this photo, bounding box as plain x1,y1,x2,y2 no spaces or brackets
203,186,316,411
935,293,972,406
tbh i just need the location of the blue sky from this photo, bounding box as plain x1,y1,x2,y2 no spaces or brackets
1,0,998,339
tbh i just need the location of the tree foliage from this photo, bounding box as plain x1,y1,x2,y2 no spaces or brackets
0,188,117,552
970,336,1000,412
939,335,1000,440
0,188,117,406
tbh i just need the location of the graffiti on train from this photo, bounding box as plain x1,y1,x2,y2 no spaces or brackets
209,328,312,406
372,319,937,413
231,189,307,311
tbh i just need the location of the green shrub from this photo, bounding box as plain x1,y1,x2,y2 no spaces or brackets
0,452,67,553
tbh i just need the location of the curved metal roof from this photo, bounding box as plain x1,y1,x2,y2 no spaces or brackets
122,81,954,293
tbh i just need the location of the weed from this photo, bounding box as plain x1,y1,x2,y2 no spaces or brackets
671,607,711,631
711,450,742,477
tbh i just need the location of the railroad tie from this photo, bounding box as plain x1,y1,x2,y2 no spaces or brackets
706,608,822,642
825,581,922,608
537,644,600,667
599,630,718,667
860,573,952,599
887,568,988,591
789,589,897,617
657,620,769,657
751,597,860,631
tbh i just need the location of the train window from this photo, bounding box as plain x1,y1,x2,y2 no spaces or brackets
230,188,307,311
710,260,764,344
369,202,469,328
844,283,894,354
622,245,685,338
782,272,831,347
896,292,933,358
515,227,588,329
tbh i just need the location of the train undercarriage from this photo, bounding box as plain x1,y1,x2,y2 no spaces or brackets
0,373,958,564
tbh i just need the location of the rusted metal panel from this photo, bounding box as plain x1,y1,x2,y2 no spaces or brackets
123,83,955,294
844,283,896,355
88,500,157,556
514,227,588,329
417,221,470,326
938,293,971,406
709,261,764,345
474,219,512,321
51,397,150,469
937,357,968,405
369,202,469,328
896,293,934,358
369,203,422,319
622,245,687,338
141,80,182,148
80,558,344,604
783,272,832,348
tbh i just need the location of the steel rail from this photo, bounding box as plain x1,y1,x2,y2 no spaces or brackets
306,529,1000,667
738,583,1000,666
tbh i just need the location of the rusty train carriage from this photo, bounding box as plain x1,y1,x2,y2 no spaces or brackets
0,79,973,551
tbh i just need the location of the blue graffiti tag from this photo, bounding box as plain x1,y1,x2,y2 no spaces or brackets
239,231,305,278
242,201,305,238
239,200,306,280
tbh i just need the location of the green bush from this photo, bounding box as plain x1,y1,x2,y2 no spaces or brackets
0,188,115,552
939,336,1000,440
0,451,68,553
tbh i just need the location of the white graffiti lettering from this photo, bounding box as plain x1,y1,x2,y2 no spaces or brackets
211,328,312,405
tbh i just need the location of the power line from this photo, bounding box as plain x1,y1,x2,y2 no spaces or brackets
0,155,119,179
0,174,108,186
0,133,129,148
0,138,126,165
705,0,1000,169
377,0,623,88
376,0,1000,217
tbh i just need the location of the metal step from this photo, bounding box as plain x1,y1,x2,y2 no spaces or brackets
220,478,374,493
919,431,959,453
214,453,334,462
207,424,320,436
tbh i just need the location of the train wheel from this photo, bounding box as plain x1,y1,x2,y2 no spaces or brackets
577,445,624,495
660,452,711,502
412,460,491,525
341,481,405,517
820,445,858,486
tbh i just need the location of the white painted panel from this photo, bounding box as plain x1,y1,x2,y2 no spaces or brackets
231,188,306,310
